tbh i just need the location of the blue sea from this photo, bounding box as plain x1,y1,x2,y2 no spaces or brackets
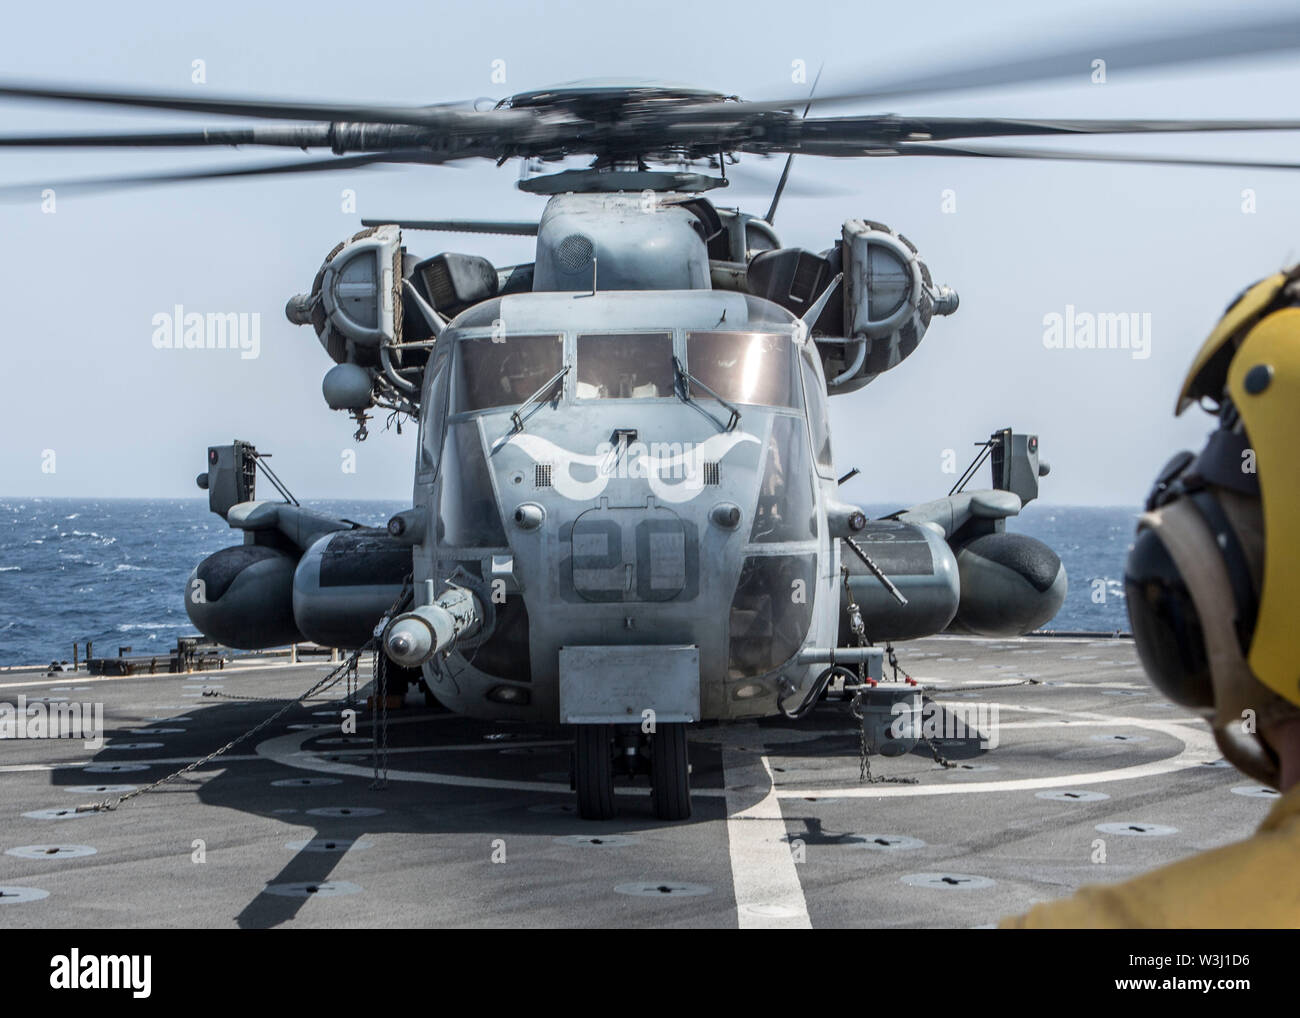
0,498,1140,667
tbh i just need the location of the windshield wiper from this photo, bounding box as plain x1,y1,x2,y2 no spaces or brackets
672,356,741,432
510,364,569,433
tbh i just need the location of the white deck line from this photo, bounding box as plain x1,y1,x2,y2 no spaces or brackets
722,724,811,930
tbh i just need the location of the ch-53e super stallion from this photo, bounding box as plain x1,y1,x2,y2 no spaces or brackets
5,12,1300,819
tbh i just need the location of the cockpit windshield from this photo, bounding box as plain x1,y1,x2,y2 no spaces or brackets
575,332,674,399
685,331,797,408
454,334,563,412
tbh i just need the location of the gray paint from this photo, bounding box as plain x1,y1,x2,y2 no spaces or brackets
411,289,842,724
558,645,700,723
533,194,710,292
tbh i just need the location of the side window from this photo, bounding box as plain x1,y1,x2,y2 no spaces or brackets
437,423,508,548
419,343,452,475
750,416,818,544
453,334,563,412
800,346,835,477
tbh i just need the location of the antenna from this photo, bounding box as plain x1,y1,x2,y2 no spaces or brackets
765,63,824,225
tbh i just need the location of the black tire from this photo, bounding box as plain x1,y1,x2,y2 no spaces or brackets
651,722,692,821
418,679,451,713
384,662,419,700
574,724,616,820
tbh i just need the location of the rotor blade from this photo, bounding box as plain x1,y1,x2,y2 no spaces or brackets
0,128,311,147
361,218,539,235
0,151,440,202
783,115,1300,151
889,141,1300,172
0,122,517,164
0,125,412,148
0,81,504,127
676,13,1300,118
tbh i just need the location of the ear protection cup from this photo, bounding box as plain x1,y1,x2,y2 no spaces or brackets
1124,527,1214,710
1128,427,1261,700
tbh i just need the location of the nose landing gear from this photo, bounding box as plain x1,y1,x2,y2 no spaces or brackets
574,724,617,820
571,722,692,821
651,723,692,821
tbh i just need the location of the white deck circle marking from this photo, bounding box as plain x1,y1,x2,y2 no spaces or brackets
22,807,91,820
1096,822,1179,836
284,839,372,853
304,806,385,818
0,886,49,903
614,882,711,898
271,777,342,788
901,873,994,889
7,845,97,859
263,881,360,898
1036,789,1111,802
857,834,926,851
84,763,151,773
1230,785,1281,798
776,708,1217,798
553,834,642,848
255,705,1217,801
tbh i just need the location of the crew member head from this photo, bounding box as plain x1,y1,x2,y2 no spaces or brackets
1125,266,1300,788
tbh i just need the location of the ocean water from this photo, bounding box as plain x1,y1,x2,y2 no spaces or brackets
0,498,1139,667
0,498,405,668
858,502,1140,636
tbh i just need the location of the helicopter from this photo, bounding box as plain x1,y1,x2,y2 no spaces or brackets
5,13,1300,820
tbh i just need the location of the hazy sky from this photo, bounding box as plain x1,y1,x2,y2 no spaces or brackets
1,0,1297,508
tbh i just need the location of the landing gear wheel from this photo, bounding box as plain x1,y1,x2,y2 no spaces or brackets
574,724,616,820
417,679,451,713
385,663,421,702
651,722,692,821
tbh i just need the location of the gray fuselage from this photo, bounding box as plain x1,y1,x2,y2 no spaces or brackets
411,288,842,722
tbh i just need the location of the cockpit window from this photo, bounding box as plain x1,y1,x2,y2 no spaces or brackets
575,332,674,399
685,331,796,408
800,346,834,476
454,334,563,412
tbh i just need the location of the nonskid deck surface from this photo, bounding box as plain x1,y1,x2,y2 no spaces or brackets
0,636,1276,928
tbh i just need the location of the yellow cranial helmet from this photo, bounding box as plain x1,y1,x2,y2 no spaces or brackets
1126,265,1300,784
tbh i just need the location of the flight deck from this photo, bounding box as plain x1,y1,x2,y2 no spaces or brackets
0,634,1276,929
